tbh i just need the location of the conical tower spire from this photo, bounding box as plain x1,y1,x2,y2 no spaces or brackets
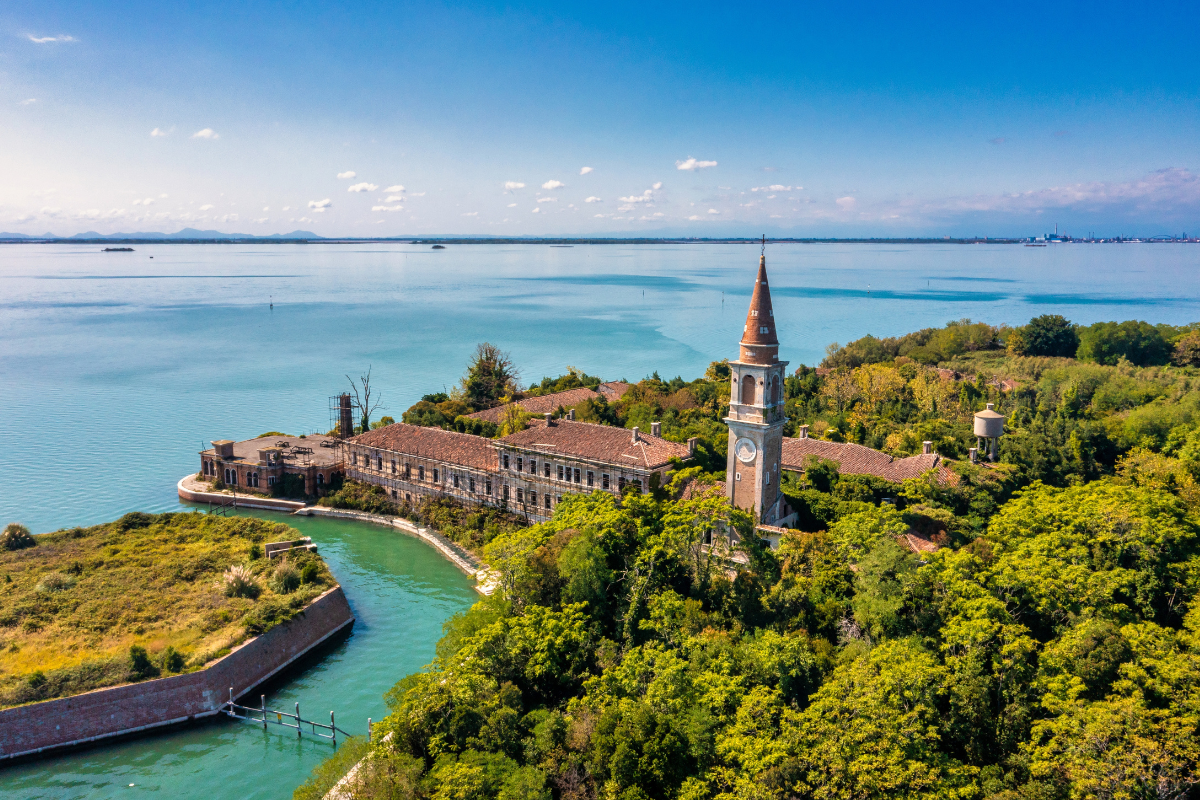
738,252,779,364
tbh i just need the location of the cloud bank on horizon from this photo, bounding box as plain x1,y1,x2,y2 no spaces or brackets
4,0,1200,237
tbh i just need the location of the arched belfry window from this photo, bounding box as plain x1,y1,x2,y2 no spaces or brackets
740,374,756,406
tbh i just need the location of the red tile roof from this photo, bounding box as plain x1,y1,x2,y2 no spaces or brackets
739,255,780,365
499,418,691,470
597,381,631,401
349,423,498,471
780,437,957,484
466,386,604,423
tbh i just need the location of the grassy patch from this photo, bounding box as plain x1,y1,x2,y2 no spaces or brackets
0,511,335,708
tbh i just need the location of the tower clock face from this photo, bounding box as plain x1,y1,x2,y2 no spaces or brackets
734,437,757,463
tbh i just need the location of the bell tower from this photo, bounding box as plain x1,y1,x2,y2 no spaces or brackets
725,248,788,525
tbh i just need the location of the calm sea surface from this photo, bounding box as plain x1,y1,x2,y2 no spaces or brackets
1,242,1199,796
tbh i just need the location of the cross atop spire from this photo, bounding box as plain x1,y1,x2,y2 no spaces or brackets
738,248,779,364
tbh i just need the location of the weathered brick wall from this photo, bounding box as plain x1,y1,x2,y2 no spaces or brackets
0,586,354,761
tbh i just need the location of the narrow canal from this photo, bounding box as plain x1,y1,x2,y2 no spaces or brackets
0,509,477,800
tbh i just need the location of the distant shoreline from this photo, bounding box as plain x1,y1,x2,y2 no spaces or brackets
2,236,1193,246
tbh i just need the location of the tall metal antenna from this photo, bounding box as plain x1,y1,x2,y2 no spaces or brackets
761,234,766,257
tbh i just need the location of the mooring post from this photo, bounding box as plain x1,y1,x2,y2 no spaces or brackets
262,695,267,730
367,718,372,743
296,702,301,738
331,711,336,744
228,687,233,712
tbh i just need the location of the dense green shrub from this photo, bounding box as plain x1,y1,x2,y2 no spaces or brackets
269,559,301,595
128,645,160,680
1077,319,1172,366
1021,313,1079,357
1,523,36,551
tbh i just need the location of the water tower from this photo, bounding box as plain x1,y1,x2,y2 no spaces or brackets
973,403,1004,461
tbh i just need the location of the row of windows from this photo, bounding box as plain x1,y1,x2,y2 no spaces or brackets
205,460,330,490
501,452,644,493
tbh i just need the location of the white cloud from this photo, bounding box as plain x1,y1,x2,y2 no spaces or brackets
372,205,404,212
410,192,425,197
384,185,404,192
770,214,782,218
507,203,517,207
131,198,155,206
40,207,61,217
384,195,405,203
836,196,856,209
585,196,602,203
20,98,36,105
27,34,76,43
652,182,663,190
347,182,377,192
282,206,291,211
191,128,219,139
579,167,593,175
707,208,720,214
199,204,214,211
531,207,541,214
308,199,332,211
462,211,478,216
688,215,701,221
542,180,565,190
504,181,525,191
536,197,556,203
160,193,168,198
337,171,357,179
676,157,717,171
619,190,654,203
752,185,794,192
150,127,171,137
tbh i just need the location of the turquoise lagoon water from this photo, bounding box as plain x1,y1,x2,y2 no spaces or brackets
2,241,1200,796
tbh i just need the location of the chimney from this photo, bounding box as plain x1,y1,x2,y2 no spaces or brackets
212,440,235,459
799,424,809,439
969,447,978,463
687,437,697,455
339,393,354,438
922,441,933,455
651,421,661,437
631,427,640,443
567,409,575,420
543,412,554,426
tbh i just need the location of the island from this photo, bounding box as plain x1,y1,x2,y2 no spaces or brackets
0,513,353,760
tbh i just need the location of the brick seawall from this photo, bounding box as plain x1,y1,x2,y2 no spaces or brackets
0,585,354,761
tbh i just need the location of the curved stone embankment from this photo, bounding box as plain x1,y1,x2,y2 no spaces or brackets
177,475,308,512
294,507,496,594
0,586,355,762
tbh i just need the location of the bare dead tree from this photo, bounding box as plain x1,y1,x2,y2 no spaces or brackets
346,366,385,433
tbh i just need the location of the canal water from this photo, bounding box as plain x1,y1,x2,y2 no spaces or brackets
3,241,1200,796
0,509,477,799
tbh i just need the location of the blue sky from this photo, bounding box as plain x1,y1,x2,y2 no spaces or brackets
3,0,1199,237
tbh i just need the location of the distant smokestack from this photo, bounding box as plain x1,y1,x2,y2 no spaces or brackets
339,393,353,438
687,437,697,456
923,441,933,455
567,409,575,420
543,412,553,426
651,421,661,437
969,447,978,463
631,427,640,443
799,424,809,439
